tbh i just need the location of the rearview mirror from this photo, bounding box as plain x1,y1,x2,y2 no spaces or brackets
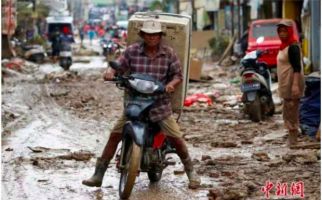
108,61,121,71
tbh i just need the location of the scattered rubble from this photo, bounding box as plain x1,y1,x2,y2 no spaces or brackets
251,152,270,162
282,151,318,164
210,141,238,148
45,71,80,82
201,155,212,161
2,56,320,199
57,150,95,161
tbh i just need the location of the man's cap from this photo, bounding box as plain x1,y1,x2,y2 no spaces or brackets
276,19,293,27
140,20,163,34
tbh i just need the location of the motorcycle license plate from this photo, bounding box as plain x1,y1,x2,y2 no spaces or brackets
60,51,72,57
241,83,260,92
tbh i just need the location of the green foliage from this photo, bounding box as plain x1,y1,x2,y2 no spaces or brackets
208,35,230,57
17,2,49,25
148,0,177,12
26,35,46,46
34,3,50,18
150,0,163,11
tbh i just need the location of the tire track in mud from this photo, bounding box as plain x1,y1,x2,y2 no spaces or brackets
2,82,107,200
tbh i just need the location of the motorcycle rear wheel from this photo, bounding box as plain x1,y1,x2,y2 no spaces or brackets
148,171,162,183
246,94,262,122
59,58,72,70
32,54,44,64
267,98,275,116
119,141,141,199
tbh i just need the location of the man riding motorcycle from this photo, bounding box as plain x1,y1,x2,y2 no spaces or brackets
82,19,201,189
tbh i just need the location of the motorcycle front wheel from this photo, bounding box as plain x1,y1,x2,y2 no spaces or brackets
119,141,141,199
148,171,162,183
32,54,44,64
59,58,72,70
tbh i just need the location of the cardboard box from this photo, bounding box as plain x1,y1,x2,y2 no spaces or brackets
191,30,214,49
189,58,203,81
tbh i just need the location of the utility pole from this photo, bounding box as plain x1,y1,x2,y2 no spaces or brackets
237,0,241,39
241,0,249,34
230,0,234,36
191,0,197,30
31,0,37,37
176,0,180,14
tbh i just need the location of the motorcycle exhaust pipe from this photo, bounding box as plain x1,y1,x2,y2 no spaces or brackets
164,157,176,166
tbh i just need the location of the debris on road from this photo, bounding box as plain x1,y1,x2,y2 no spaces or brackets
184,93,213,107
58,150,95,161
251,152,270,162
28,146,48,153
2,54,320,199
45,71,79,82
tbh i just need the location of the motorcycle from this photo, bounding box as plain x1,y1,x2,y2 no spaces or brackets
11,38,46,64
108,61,176,199
58,34,74,70
240,49,275,122
59,42,73,70
100,38,124,61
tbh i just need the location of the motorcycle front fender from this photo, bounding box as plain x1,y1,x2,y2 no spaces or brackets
245,91,257,102
123,121,146,146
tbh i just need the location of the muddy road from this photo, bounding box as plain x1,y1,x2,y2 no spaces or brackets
2,59,320,200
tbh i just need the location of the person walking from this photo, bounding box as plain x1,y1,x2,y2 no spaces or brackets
82,19,201,189
79,26,84,48
50,27,61,62
276,19,305,146
88,27,96,45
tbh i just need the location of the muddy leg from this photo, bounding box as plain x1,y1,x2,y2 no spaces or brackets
82,157,110,187
101,132,123,161
288,129,298,147
82,132,122,187
167,136,201,189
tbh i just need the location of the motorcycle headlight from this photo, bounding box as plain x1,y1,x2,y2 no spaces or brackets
128,78,159,94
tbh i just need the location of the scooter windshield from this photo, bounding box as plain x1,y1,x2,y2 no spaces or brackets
128,78,160,94
243,51,258,60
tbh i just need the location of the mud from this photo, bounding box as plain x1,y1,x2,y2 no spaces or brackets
2,54,320,200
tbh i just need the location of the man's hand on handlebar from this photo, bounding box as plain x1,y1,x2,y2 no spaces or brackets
165,83,175,93
165,78,182,93
103,68,116,81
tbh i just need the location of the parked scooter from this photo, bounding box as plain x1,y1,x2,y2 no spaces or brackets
11,38,46,64
59,42,72,70
100,38,122,60
59,34,74,70
239,49,275,122
107,61,176,199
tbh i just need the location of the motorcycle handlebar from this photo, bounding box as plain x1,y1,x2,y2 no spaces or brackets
104,77,119,82
257,49,268,57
